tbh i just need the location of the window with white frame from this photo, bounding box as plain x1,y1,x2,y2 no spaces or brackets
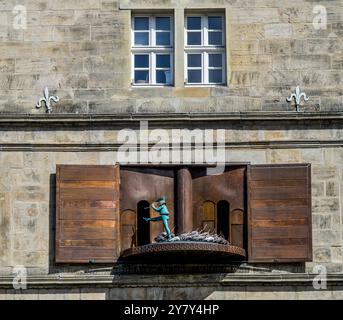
131,14,173,86
185,14,226,85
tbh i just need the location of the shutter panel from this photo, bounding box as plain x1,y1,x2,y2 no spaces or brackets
56,165,120,263
248,164,312,262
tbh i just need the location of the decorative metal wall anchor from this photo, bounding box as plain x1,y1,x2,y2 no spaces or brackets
286,86,309,112
36,87,59,114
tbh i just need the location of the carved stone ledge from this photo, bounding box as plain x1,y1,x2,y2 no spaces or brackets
1,112,343,127
1,274,343,289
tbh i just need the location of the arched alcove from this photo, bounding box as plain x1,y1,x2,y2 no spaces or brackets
201,201,216,231
217,200,230,241
137,200,150,246
120,209,136,251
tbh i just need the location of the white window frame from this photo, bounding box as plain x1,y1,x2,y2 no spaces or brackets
184,13,226,86
131,13,174,86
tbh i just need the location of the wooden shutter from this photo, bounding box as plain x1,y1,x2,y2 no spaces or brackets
248,164,312,262
56,165,120,263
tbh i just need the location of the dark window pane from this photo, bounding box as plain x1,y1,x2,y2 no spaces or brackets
208,31,222,45
187,32,201,45
188,70,202,83
208,16,223,30
134,32,149,45
134,55,149,68
134,70,149,84
209,54,222,67
156,55,171,68
209,69,222,83
187,54,201,68
187,17,201,30
156,17,171,30
156,32,170,46
156,70,172,84
134,17,149,30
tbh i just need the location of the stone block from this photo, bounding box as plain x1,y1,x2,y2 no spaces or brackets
231,71,262,87
41,11,75,26
312,182,325,198
88,73,127,89
307,39,341,55
290,55,331,70
81,288,108,300
234,8,280,24
231,24,264,41
230,40,259,54
332,54,343,69
326,181,338,197
301,149,324,165
0,193,11,265
54,152,99,165
331,247,343,263
89,99,135,113
226,150,267,164
313,230,341,247
15,58,53,74
279,6,314,23
312,214,332,229
269,149,301,163
293,23,332,39
313,247,331,262
231,55,272,71
0,152,24,169
56,130,90,143
0,58,14,73
313,166,337,180
312,198,339,214
53,26,90,42
264,24,292,39
6,290,39,300
50,0,100,10
24,26,54,42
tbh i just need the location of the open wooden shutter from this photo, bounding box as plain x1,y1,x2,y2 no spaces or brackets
56,165,120,263
248,164,312,262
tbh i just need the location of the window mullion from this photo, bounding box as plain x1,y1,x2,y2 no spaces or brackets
203,15,208,46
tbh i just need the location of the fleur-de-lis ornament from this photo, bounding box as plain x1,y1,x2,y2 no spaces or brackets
36,87,59,114
286,86,309,112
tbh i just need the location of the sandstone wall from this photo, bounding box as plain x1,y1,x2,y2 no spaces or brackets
0,0,342,114
0,123,343,275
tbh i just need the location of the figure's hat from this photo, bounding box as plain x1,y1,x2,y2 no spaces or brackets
156,196,166,204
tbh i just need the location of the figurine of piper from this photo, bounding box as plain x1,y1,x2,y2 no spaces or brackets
143,197,172,241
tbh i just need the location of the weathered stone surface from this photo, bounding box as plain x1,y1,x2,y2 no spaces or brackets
312,215,331,230
313,247,331,263
312,198,340,214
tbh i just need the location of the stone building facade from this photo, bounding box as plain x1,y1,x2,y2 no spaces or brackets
1,0,343,299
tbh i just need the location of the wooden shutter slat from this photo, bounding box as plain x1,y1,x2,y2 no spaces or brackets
60,208,117,220
58,166,116,180
248,164,312,262
56,165,120,263
250,166,308,180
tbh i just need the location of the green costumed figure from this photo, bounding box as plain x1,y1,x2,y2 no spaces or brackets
143,197,172,240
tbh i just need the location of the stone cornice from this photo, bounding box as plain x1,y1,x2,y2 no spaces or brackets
1,112,343,127
1,140,343,151
1,274,343,289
